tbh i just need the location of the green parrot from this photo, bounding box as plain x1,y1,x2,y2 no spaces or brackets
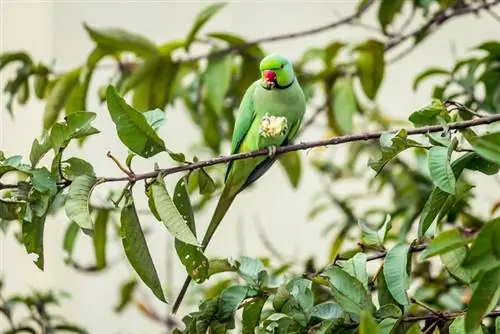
172,53,306,313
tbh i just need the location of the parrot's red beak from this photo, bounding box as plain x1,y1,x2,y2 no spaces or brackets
263,70,276,82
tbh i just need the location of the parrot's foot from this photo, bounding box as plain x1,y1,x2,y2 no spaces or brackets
267,145,277,157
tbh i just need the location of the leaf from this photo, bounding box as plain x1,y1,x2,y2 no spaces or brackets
342,253,369,289
355,39,385,100
29,136,51,167
62,157,95,180
369,129,426,174
0,199,20,220
378,318,399,334
217,285,248,321
150,177,199,246
185,2,227,51
310,302,344,320
378,0,405,32
120,190,166,303
278,151,302,188
383,242,411,305
236,256,267,287
440,247,474,284
22,215,46,271
331,76,357,134
49,111,99,153
197,168,216,195
204,54,232,116
468,132,500,165
207,32,264,58
358,216,392,248
462,217,500,272
83,23,158,57
93,208,109,269
420,228,470,260
449,316,482,334
359,311,380,334
173,176,209,283
64,175,98,230
408,99,449,127
242,298,266,334
43,68,81,129
412,67,449,91
418,152,476,238
63,221,80,264
465,266,500,333
30,168,57,195
428,146,456,194
322,266,375,315
114,278,138,313
106,85,166,158
374,304,402,320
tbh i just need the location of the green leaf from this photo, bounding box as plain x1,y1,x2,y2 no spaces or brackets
450,316,482,334
217,285,248,321
355,39,385,100
0,199,20,220
359,311,380,334
465,266,500,333
278,151,302,188
207,32,264,58
63,221,80,264
358,216,392,248
406,324,422,334
197,168,216,195
49,111,99,153
242,298,266,334
408,99,448,127
420,228,470,260
310,302,344,320
468,132,500,165
383,242,411,305
22,215,46,271
331,76,357,134
418,153,476,238
106,85,166,158
440,246,474,284
43,68,81,129
369,129,426,174
30,168,57,195
374,304,402,320
114,278,138,313
342,253,369,289
462,217,500,272
83,23,158,57
29,135,51,167
412,67,449,91
378,318,399,334
204,54,232,115
173,176,209,283
236,256,267,287
62,157,95,180
119,57,160,96
185,2,227,51
120,190,166,303
150,176,199,246
93,208,109,269
322,266,375,315
378,0,405,32
428,146,456,194
64,174,98,230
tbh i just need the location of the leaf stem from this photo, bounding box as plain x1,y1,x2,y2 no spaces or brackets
107,151,134,177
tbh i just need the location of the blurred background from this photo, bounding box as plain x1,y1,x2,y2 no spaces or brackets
1,1,499,333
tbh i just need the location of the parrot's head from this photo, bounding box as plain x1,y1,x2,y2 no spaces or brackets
259,53,295,90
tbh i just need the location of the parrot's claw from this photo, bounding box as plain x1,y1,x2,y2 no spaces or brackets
267,145,277,158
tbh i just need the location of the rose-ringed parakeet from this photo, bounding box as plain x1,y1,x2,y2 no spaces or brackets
172,53,306,313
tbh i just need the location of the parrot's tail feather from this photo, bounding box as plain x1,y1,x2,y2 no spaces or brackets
172,184,236,314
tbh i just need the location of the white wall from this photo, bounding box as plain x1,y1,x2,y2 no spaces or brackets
1,1,499,333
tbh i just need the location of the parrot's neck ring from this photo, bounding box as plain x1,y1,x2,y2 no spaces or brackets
260,78,295,90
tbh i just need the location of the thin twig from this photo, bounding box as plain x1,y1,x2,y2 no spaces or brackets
107,151,134,177
386,0,500,51
182,0,376,63
95,113,500,184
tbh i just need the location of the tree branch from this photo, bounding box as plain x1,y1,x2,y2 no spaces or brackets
386,0,500,51
95,112,500,184
183,0,376,63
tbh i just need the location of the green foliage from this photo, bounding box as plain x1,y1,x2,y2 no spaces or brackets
2,1,500,333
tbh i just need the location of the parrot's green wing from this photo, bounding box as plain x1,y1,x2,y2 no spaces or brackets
224,81,258,182
236,116,302,195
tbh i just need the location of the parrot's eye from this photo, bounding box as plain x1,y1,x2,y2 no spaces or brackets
280,64,284,69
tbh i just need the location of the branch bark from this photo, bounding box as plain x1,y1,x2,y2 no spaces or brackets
98,113,500,184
